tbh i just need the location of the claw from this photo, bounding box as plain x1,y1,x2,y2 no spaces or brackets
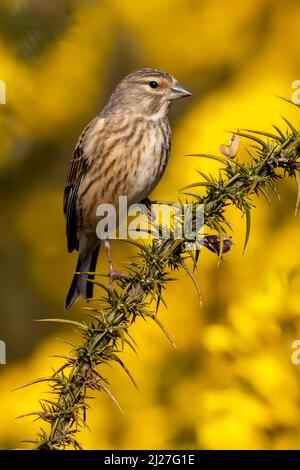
108,269,128,288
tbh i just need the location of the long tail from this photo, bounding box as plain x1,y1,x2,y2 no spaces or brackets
64,240,100,310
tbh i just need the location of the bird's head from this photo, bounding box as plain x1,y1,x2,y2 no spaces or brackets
104,68,192,118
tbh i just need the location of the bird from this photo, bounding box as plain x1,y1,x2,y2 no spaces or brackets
64,68,192,310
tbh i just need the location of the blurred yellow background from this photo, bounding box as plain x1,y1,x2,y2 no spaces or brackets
0,0,300,450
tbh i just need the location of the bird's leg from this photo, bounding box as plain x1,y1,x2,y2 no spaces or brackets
141,197,156,222
104,238,115,288
104,238,129,288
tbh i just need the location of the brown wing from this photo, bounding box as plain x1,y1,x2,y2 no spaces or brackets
63,117,99,253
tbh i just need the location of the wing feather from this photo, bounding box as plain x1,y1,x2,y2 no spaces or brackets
63,117,100,252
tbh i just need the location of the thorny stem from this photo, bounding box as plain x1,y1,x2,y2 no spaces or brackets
20,103,300,450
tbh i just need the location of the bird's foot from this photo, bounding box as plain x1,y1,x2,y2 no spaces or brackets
108,269,131,288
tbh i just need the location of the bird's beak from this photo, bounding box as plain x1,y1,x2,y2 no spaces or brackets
170,83,192,100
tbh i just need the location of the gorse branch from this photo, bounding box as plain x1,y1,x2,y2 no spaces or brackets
21,103,300,450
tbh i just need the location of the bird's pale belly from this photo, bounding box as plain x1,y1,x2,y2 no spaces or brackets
127,142,168,205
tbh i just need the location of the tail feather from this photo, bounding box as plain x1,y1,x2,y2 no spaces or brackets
64,242,100,310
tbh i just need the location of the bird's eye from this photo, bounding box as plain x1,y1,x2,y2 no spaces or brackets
149,81,158,89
